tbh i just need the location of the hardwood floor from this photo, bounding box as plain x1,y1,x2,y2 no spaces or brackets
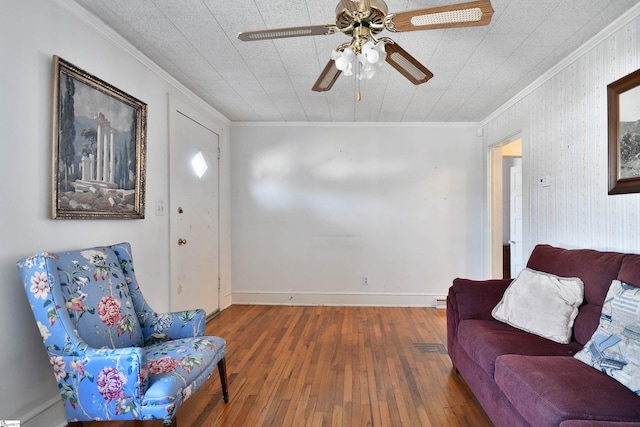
82,305,492,427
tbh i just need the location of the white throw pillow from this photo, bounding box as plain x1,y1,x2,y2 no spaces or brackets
492,268,585,344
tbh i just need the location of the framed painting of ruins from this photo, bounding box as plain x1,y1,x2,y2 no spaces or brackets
51,55,147,219
608,68,640,195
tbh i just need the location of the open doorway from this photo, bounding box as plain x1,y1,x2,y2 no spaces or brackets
489,137,522,279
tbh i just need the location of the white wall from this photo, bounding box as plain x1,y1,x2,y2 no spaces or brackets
230,123,484,306
0,1,230,425
482,5,640,258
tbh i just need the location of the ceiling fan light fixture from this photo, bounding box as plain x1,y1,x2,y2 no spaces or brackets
358,40,386,79
362,40,386,63
333,48,355,75
331,39,386,80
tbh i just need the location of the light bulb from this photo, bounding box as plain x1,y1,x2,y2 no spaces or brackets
328,42,384,81
335,56,348,71
375,42,387,62
366,49,379,64
343,48,355,61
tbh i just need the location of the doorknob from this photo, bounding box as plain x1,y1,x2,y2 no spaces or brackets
178,238,187,246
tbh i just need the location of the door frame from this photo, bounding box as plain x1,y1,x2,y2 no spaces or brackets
509,163,523,276
168,95,223,314
486,132,525,279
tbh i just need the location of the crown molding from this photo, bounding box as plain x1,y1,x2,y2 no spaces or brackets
55,0,231,126
231,121,479,128
481,2,640,127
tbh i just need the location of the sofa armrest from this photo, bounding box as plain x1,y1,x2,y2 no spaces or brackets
449,277,512,322
447,277,512,369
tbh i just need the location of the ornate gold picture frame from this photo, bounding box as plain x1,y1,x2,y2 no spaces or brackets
51,55,147,219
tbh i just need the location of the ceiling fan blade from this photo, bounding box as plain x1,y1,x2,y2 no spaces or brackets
389,0,494,32
340,0,370,13
238,25,338,41
384,43,433,85
312,59,342,92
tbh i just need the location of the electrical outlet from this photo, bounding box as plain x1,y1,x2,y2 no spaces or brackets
539,175,551,187
363,276,369,286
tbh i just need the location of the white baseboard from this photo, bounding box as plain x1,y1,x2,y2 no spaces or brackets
221,290,233,310
231,290,447,307
20,396,66,427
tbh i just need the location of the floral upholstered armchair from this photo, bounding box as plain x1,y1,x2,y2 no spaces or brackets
16,242,228,426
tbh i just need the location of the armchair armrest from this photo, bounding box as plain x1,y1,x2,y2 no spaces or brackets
57,346,146,420
139,309,207,345
109,242,207,343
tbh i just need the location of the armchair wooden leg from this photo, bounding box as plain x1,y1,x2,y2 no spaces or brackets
218,357,229,402
163,417,177,427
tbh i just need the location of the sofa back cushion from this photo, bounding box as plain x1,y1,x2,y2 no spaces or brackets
526,245,625,344
617,253,640,287
54,246,144,348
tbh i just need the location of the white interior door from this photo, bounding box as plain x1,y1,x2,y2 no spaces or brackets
510,164,523,276
170,107,220,315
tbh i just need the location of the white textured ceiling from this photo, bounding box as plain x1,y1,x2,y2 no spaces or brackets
72,0,638,122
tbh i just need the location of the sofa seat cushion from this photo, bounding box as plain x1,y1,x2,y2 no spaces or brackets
457,319,582,378
495,355,640,425
142,335,226,406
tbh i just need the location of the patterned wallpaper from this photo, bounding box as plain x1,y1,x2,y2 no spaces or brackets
482,11,640,255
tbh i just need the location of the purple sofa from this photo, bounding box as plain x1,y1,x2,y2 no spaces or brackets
447,244,640,427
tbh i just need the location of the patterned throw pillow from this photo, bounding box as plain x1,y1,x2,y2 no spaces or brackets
574,280,640,396
54,246,144,349
492,268,584,344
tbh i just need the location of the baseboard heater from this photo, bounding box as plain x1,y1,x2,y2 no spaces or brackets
436,297,447,309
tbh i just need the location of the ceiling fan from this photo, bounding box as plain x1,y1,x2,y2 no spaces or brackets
238,0,494,94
